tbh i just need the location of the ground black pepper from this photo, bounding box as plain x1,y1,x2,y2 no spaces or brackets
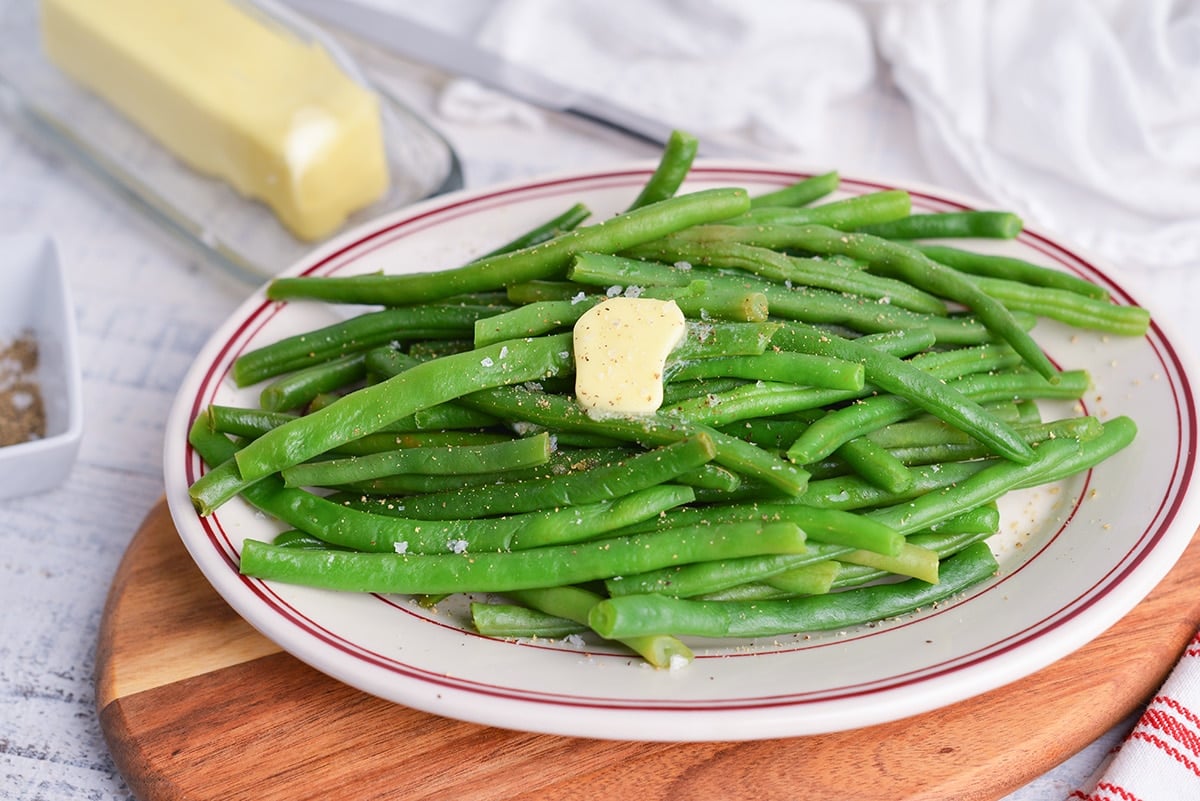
0,331,47,446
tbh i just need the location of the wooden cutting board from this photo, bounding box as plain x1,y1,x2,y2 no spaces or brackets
96,499,1200,801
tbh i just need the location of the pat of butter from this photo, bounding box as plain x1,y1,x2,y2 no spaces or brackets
574,297,686,418
40,0,390,241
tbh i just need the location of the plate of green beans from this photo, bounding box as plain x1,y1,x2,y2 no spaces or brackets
164,131,1199,741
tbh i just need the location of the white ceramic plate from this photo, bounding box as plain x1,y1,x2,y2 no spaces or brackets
164,164,1199,742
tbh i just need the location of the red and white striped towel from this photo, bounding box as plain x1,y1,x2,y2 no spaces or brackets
1069,630,1200,800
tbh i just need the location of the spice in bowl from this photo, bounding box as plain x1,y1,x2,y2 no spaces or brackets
0,330,47,447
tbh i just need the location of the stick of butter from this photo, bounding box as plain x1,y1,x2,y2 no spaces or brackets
40,0,390,241
574,297,686,419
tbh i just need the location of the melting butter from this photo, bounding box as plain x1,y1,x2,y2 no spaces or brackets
574,297,686,418
40,0,390,241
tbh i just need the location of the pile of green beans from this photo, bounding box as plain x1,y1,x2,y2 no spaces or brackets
189,131,1147,669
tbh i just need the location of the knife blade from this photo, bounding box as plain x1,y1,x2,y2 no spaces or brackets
279,0,725,153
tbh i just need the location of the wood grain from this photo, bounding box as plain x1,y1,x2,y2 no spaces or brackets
96,500,1200,801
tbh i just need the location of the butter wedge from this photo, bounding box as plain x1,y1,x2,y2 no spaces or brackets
574,297,687,419
40,0,390,241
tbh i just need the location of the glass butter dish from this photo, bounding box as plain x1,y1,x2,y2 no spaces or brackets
0,0,462,284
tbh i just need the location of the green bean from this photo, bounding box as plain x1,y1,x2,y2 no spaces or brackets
627,129,699,210
238,520,809,595
265,187,751,306
506,485,696,550
837,541,940,583
1016,415,1137,486
785,362,1075,467
232,305,493,387
459,384,811,496
833,436,914,493
884,416,1103,467
717,417,814,451
280,432,554,488
749,171,840,208
663,328,953,428
327,446,630,498
187,445,260,517
664,380,845,429
962,273,1150,336
740,507,999,594
742,560,841,597
411,404,500,431
206,405,296,439
736,283,1008,344
259,353,366,412
772,322,1035,464
272,530,350,551
470,603,587,639
863,402,1028,450
386,435,716,520
513,282,773,338
662,283,770,322
228,333,576,486
199,395,511,503
333,430,514,455
927,502,1002,536
619,237,946,315
406,338,474,361
866,437,1082,535
194,417,703,555
829,504,1000,589
916,244,1109,300
662,377,748,406
504,280,596,304
477,203,592,259
475,278,772,347
793,460,992,510
586,541,999,639
694,582,808,602
352,339,811,497
604,545,858,600
857,211,1023,240
668,351,865,390
833,531,993,589
616,502,905,557
760,225,1058,380
351,485,695,553
505,586,694,668
676,463,743,492
953,368,1091,405
670,321,781,361
733,190,913,230
474,299,596,347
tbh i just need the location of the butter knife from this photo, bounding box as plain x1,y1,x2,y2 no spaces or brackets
280,0,726,153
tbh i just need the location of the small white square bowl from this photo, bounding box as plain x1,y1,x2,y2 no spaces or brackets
0,234,83,499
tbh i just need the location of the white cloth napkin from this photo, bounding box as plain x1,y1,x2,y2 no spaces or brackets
1068,630,1200,799
430,0,1200,272
877,0,1200,271
435,0,879,158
